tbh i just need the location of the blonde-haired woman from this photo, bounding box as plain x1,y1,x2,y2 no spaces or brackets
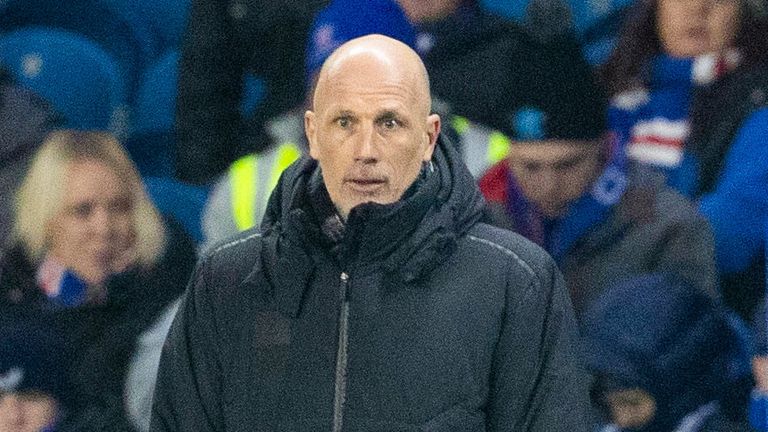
0,130,196,430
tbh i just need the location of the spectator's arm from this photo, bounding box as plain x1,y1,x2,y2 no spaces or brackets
698,108,768,274
487,255,591,432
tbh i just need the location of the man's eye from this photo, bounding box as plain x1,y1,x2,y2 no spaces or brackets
337,117,350,128
384,119,398,129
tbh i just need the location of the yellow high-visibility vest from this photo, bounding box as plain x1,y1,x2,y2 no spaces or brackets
451,115,511,166
229,142,301,231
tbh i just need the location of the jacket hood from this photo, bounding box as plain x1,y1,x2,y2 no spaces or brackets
253,135,485,317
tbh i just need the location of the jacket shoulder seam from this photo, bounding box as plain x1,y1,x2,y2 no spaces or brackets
210,232,262,256
466,234,535,278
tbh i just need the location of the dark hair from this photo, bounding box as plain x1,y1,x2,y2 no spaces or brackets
598,0,768,96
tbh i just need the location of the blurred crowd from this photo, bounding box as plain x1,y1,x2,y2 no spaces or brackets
0,0,766,431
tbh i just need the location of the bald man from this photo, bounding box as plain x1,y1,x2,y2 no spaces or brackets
150,35,589,432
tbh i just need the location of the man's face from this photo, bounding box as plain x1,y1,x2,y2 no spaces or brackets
305,54,439,219
507,140,604,218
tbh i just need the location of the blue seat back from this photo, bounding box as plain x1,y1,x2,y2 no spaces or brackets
0,27,127,131
0,0,159,96
129,50,265,177
133,51,180,135
143,176,208,244
137,0,192,51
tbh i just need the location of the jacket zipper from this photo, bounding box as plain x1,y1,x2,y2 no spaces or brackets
332,271,351,432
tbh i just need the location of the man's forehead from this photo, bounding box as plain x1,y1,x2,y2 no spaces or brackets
314,75,422,116
314,38,430,113
509,140,601,163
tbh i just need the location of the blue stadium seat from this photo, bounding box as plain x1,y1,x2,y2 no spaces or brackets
0,28,127,132
0,0,160,96
129,51,179,177
143,176,208,245
578,2,633,65
136,0,192,52
133,51,180,135
128,50,266,177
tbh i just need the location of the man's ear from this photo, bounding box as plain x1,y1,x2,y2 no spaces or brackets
422,113,441,162
305,110,319,160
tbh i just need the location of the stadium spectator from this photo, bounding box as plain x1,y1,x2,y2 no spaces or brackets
479,85,716,317
600,0,768,319
397,0,597,144
583,274,753,431
0,321,67,432
0,130,196,430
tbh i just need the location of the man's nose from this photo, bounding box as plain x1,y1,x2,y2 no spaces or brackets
536,169,559,195
353,123,379,163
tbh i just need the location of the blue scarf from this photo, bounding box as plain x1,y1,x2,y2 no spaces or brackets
505,136,628,265
610,52,741,198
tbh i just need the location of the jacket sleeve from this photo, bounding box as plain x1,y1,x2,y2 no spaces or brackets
150,256,226,432
175,0,247,184
698,107,768,275
487,252,592,432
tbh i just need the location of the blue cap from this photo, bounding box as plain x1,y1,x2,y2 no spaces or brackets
0,321,69,397
305,0,417,82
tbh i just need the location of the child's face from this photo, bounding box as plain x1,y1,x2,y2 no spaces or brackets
753,356,768,392
0,391,58,432
605,388,657,429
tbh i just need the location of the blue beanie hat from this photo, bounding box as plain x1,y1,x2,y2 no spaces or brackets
0,321,69,398
305,0,417,82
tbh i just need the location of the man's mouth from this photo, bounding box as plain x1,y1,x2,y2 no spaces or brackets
346,177,387,194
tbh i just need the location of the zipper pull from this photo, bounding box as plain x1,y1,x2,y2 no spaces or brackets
339,272,350,302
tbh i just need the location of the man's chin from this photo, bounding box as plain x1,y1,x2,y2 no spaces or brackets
539,204,568,219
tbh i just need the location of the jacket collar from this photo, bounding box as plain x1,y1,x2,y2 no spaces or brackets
245,136,485,317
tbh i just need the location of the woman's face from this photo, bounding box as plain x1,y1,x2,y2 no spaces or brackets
46,159,137,286
657,0,741,58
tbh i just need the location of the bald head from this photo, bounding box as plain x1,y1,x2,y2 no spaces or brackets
304,34,441,219
312,35,432,117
